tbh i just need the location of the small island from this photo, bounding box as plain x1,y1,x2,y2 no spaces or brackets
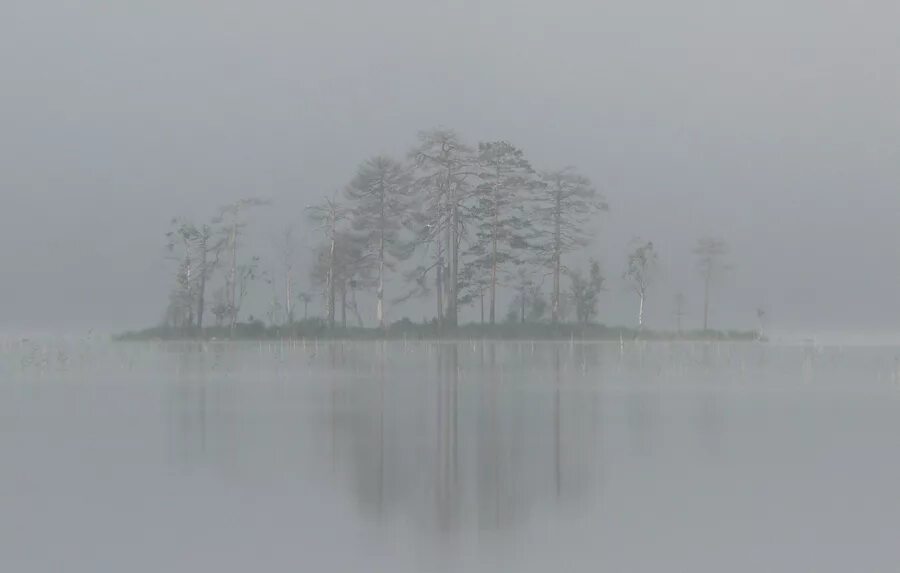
135,128,763,343
115,320,759,343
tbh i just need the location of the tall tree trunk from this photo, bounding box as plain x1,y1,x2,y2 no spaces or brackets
441,196,450,329
489,214,497,325
520,290,526,324
552,190,562,323
228,223,237,335
377,225,385,329
196,237,207,332
327,220,336,328
185,259,194,330
448,199,459,328
638,290,645,330
480,290,485,324
436,240,444,329
703,273,710,330
489,175,500,325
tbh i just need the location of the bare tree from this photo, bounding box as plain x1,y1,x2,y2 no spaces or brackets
165,218,226,332
165,219,199,330
213,198,268,335
273,225,299,324
623,239,658,330
345,155,415,329
536,168,608,323
195,224,225,330
233,257,261,326
163,260,195,329
693,236,731,330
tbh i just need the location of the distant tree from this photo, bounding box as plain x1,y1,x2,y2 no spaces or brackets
407,128,477,328
468,141,536,324
693,236,731,330
165,220,199,329
568,259,605,325
345,155,416,328
166,218,225,331
310,230,372,328
306,197,348,327
213,198,268,335
535,168,608,323
163,262,195,329
233,257,262,325
274,225,299,324
623,239,658,330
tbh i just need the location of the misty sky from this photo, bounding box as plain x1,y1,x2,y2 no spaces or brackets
3,0,900,334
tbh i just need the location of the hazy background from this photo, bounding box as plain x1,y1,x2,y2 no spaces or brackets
3,0,899,335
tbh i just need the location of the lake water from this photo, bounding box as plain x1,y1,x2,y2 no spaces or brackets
2,339,900,572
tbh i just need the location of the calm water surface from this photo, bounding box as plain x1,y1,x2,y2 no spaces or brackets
2,340,900,572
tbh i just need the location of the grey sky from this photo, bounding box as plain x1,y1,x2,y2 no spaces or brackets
2,0,900,333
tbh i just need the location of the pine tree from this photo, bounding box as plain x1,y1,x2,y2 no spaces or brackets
466,141,537,324
344,156,415,328
406,128,476,329
535,168,608,323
